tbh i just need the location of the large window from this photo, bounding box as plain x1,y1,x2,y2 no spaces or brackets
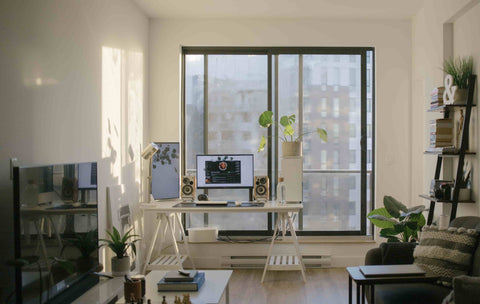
183,47,374,235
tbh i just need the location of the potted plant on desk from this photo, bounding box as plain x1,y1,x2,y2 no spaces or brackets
257,110,328,156
100,226,140,276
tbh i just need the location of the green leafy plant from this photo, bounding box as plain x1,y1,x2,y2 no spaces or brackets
63,229,98,259
100,227,140,259
443,56,474,89
367,196,426,243
257,110,328,152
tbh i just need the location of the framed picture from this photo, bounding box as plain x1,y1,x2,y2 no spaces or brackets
151,142,180,199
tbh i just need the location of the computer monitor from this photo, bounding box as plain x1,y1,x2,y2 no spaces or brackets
196,154,254,189
78,162,97,190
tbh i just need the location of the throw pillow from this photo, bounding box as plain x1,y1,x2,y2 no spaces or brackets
413,225,479,286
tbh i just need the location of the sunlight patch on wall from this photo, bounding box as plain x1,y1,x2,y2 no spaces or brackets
102,46,124,182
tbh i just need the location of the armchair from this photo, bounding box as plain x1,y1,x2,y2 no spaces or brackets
364,216,480,304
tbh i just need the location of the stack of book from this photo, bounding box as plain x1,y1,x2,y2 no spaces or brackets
430,119,453,148
157,270,205,292
430,87,445,108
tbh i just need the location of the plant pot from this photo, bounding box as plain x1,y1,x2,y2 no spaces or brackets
111,256,130,276
453,88,468,104
282,141,302,157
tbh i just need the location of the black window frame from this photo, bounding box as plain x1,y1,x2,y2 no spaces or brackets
181,46,375,236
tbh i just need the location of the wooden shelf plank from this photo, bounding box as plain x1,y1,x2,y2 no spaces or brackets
424,150,476,156
419,194,475,204
428,104,477,112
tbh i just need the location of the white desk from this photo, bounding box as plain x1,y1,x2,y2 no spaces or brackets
117,270,232,304
141,201,306,282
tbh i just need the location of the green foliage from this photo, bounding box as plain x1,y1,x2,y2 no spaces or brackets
66,229,98,259
443,56,474,89
257,110,328,152
367,196,426,242
100,226,140,259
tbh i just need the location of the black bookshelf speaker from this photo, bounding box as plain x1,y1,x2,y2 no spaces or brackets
181,176,196,200
254,176,269,201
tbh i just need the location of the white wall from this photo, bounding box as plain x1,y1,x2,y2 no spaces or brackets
148,18,412,266
412,0,480,222
0,0,149,300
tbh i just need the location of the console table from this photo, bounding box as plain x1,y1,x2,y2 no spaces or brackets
141,201,306,282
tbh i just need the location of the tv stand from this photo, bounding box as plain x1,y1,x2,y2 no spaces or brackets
71,276,123,304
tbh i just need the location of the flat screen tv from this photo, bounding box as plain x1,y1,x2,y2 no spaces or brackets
196,154,254,189
12,162,99,304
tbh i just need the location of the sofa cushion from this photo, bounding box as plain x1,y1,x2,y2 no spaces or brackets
449,217,480,276
414,225,479,285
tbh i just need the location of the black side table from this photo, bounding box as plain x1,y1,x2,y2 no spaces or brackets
346,266,439,304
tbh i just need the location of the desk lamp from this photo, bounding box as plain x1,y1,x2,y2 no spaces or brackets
142,143,160,203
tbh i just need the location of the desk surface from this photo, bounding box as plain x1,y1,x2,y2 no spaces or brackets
141,201,302,213
21,205,97,215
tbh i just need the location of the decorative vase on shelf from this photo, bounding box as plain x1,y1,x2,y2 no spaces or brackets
453,88,468,104
282,141,302,157
111,256,130,276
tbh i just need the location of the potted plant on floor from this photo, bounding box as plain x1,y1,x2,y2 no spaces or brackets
100,227,140,276
367,196,426,242
443,56,473,104
257,110,328,156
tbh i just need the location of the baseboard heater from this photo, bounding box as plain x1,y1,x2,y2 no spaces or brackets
221,255,332,268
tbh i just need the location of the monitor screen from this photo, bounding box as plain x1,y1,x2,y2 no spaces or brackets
196,154,254,189
78,162,97,189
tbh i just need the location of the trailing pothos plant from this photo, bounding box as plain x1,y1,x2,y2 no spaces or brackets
367,196,426,243
257,110,328,152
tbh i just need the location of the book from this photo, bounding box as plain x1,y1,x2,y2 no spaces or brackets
163,270,198,282
359,265,426,277
157,272,205,291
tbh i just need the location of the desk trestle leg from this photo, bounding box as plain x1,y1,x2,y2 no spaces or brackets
261,212,306,283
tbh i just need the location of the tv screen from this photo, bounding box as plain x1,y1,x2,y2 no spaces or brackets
12,162,99,304
151,142,180,199
196,154,254,189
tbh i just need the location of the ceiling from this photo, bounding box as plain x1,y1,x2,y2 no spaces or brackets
133,0,424,20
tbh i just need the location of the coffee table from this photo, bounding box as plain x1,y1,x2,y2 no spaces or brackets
346,266,439,304
116,270,233,304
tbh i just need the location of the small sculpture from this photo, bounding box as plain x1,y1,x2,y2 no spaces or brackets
443,74,456,105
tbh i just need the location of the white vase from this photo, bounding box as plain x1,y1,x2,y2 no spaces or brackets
111,256,130,276
282,142,303,157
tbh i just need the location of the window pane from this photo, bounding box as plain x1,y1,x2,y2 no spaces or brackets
278,55,299,160
185,55,204,173
302,172,361,230
301,54,361,231
204,54,268,230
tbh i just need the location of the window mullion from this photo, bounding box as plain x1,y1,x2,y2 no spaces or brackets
360,50,367,235
204,54,209,226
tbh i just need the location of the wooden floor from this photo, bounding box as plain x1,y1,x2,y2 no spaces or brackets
228,268,350,304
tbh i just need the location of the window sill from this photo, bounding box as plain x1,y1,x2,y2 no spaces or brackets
181,235,374,245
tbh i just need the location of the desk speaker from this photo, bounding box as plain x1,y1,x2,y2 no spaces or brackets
181,176,196,200
254,176,269,201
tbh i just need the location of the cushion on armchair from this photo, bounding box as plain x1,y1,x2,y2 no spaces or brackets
414,226,479,286
380,242,416,264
